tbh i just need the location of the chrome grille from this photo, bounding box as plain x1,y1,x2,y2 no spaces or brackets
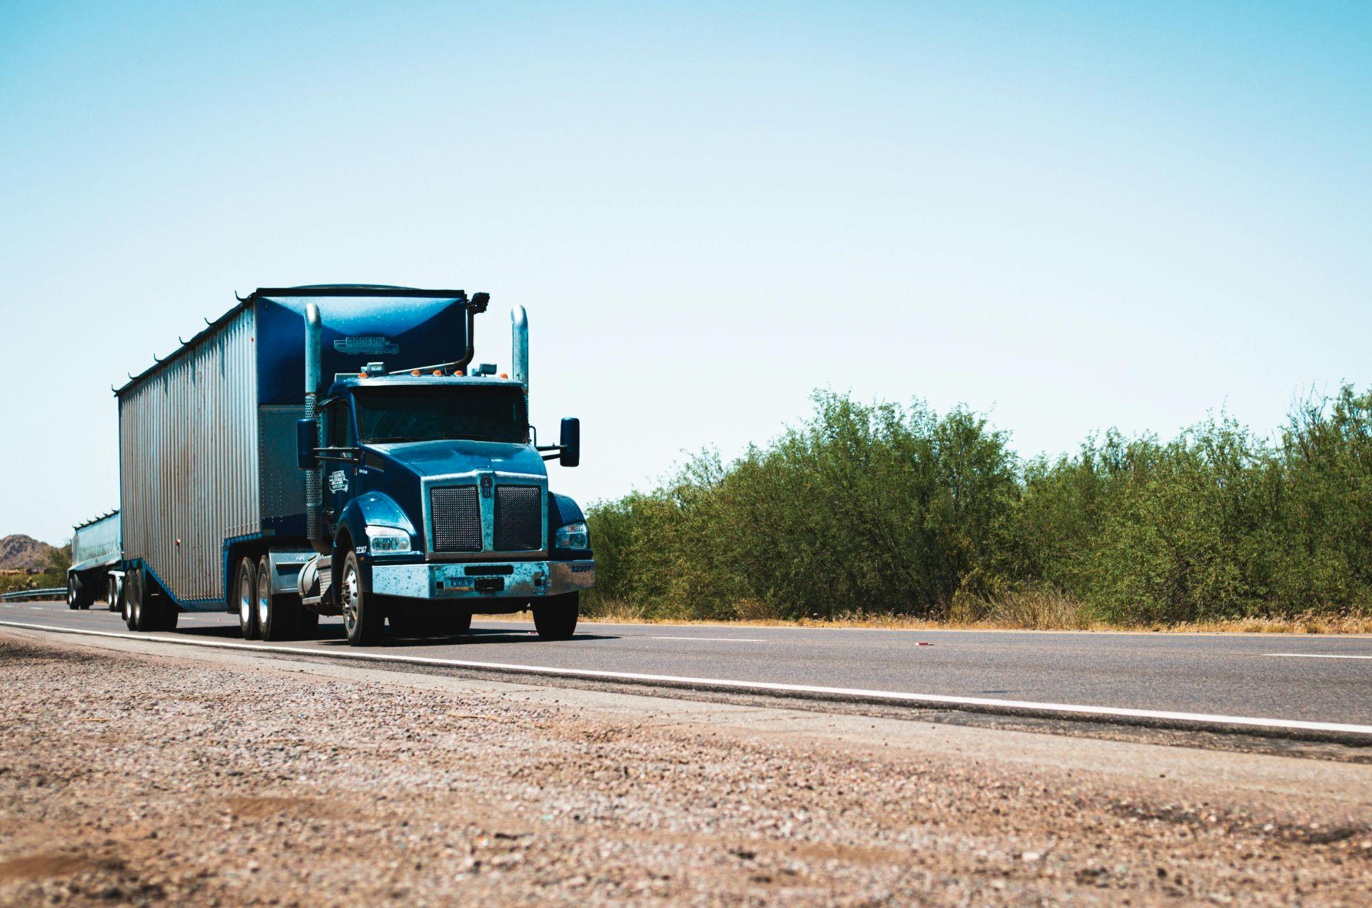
430,486,482,553
494,486,542,552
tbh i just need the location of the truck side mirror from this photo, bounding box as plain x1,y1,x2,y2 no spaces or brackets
559,417,580,468
296,418,319,469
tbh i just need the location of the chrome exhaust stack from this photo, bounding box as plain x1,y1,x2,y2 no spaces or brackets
511,305,529,392
304,303,328,554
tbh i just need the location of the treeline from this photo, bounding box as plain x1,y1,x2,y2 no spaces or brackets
585,387,1372,625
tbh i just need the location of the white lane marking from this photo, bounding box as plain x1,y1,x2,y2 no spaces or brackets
649,636,767,643
3,619,1371,737
1265,653,1372,660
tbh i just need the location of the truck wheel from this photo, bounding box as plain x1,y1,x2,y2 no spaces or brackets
340,551,382,646
533,592,579,641
130,570,157,632
122,574,136,629
107,575,120,612
236,557,259,640
255,555,298,642
67,574,82,610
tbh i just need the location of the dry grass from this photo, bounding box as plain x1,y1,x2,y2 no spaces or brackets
582,596,1372,635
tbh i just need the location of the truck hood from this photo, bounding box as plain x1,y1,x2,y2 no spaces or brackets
367,439,547,479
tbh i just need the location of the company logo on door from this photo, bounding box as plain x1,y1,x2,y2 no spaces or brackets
328,470,349,493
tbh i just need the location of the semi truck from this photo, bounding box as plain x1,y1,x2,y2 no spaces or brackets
112,284,594,645
67,511,122,611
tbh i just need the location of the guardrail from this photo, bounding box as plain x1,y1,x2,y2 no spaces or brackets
0,587,66,602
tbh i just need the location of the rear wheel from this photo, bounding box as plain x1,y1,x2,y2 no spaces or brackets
255,555,300,641
340,551,382,646
122,574,136,629
107,575,120,612
236,557,258,640
129,570,155,632
67,574,82,610
532,592,578,641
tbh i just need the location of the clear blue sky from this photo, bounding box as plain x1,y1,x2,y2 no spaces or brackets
2,1,1369,544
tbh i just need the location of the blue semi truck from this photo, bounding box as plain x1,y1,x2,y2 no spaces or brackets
113,285,594,645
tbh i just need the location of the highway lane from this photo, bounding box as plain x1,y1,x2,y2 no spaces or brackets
3,600,1371,733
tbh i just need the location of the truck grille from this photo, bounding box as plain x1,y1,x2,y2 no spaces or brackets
494,486,542,552
430,486,482,553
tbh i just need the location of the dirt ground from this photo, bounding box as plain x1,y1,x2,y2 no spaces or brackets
0,632,1369,906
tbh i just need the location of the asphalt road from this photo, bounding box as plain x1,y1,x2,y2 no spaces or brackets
3,599,1371,735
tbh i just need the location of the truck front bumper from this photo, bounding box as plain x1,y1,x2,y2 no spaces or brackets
370,559,595,600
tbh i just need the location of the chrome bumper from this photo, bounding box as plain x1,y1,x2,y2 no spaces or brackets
370,559,595,600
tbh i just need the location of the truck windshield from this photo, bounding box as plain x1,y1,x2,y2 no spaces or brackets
353,385,528,445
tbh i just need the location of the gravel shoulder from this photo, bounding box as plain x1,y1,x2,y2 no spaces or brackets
1,628,1370,906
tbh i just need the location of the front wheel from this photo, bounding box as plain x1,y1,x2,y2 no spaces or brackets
532,592,579,641
340,551,383,646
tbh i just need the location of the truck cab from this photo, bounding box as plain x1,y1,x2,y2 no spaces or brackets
297,370,594,645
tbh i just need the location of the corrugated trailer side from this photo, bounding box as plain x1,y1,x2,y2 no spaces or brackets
119,306,260,607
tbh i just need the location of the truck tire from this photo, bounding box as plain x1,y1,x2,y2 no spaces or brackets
255,555,298,642
236,557,259,640
532,592,579,641
340,551,383,646
107,575,120,612
129,570,156,632
122,574,136,629
67,574,83,610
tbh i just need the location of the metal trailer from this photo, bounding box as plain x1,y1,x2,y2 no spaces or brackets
114,286,479,630
66,511,122,610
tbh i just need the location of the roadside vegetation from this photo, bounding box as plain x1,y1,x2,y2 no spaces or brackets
584,386,1372,632
0,544,69,597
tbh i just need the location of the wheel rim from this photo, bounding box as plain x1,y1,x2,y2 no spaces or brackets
256,565,271,630
67,582,76,607
239,568,253,628
341,563,360,637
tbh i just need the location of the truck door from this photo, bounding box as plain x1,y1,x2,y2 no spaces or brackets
322,397,358,530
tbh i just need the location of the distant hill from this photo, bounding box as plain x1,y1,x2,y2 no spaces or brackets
0,535,56,571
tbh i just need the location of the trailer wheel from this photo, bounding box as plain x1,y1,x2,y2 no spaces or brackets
532,592,579,641
122,574,136,629
67,574,82,610
340,551,382,646
256,555,299,642
107,575,120,612
129,570,154,631
236,557,259,640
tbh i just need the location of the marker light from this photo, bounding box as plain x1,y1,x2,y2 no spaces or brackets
499,373,508,379
411,369,420,376
433,370,443,376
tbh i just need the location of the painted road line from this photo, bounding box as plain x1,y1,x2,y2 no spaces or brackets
4,619,1372,740
1265,653,1372,660
649,636,768,643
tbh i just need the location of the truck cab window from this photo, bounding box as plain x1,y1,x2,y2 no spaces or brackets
325,399,354,449
354,386,528,445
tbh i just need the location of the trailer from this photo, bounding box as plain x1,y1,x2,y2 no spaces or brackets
114,284,594,643
67,511,122,610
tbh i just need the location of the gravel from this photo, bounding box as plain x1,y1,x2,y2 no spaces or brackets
1,633,1369,906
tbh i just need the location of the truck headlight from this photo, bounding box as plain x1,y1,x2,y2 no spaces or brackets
366,526,412,554
554,521,589,549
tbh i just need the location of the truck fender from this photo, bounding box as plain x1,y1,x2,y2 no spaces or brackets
337,492,418,557
547,492,586,529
